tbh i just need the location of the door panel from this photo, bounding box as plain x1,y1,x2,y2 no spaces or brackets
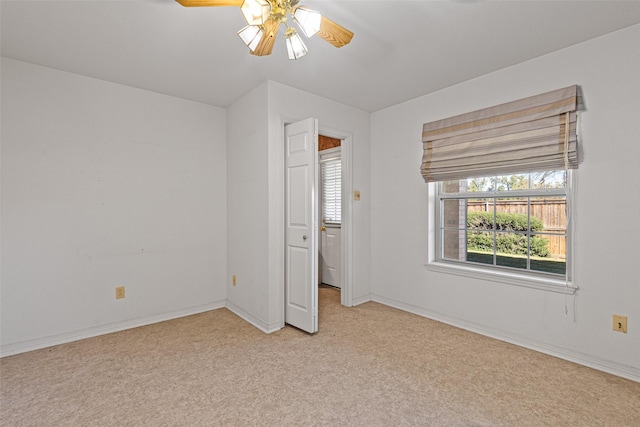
288,165,309,228
285,118,318,333
321,226,341,288
288,246,309,309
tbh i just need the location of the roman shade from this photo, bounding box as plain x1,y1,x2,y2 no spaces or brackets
421,85,583,183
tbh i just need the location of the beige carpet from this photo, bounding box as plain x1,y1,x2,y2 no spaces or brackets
1,286,639,426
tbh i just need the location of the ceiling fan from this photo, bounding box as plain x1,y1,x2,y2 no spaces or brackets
176,0,354,60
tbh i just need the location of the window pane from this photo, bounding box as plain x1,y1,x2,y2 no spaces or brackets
467,198,495,230
530,196,566,231
441,180,466,194
466,251,494,265
494,231,528,270
530,170,567,189
466,231,494,262
496,255,527,270
443,199,466,228
531,236,567,275
443,229,466,261
495,197,529,230
494,174,529,191
444,171,567,194
466,177,491,192
530,195,566,271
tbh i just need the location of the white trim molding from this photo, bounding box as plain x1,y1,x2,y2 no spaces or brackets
226,300,282,334
351,293,372,307
370,293,639,383
318,126,354,308
426,261,578,295
0,300,226,358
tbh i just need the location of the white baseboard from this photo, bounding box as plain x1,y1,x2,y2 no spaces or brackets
6,294,636,383
0,300,226,358
351,293,372,307
370,293,640,383
225,301,283,334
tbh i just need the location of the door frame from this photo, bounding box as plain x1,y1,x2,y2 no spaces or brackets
278,118,354,327
317,126,353,308
319,146,342,289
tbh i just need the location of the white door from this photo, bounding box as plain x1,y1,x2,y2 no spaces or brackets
285,118,318,333
321,226,341,288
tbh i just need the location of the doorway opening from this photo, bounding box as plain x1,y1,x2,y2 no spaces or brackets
319,136,342,291
282,119,353,333
317,127,352,309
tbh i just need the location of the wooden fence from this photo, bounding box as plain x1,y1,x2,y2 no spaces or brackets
467,199,566,258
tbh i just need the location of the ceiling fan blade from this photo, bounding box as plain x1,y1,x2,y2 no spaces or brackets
251,19,280,56
317,16,353,48
176,0,243,7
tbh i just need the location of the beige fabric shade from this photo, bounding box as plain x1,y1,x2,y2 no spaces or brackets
421,85,582,183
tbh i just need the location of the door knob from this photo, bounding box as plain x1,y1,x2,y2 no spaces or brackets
320,226,326,231
303,235,307,241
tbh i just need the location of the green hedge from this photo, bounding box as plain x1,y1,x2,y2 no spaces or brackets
467,211,550,257
468,211,544,231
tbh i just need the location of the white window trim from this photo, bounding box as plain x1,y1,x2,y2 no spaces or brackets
425,174,578,295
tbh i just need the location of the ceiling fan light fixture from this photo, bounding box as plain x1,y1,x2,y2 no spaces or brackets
238,25,264,52
285,27,307,60
240,0,271,26
293,7,321,37
175,0,352,59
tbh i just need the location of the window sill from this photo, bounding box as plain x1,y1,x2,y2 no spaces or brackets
425,261,577,295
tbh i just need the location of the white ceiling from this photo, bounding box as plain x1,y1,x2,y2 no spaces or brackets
2,0,640,112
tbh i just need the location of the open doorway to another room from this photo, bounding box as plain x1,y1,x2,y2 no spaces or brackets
318,135,342,293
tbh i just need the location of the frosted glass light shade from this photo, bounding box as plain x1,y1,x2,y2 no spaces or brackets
285,29,307,60
240,0,271,26
293,7,321,37
238,25,264,52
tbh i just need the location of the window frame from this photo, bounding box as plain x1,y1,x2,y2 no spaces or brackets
426,171,577,295
320,147,342,226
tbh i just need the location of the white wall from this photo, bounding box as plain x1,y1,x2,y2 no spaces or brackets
225,82,272,329
1,58,228,356
369,24,640,381
226,80,370,331
267,81,372,322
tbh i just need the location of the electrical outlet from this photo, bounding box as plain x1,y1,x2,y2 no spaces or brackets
232,275,237,286
115,286,125,300
612,314,627,333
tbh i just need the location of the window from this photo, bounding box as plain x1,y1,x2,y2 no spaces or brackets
321,156,341,225
433,170,573,288
421,86,582,293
